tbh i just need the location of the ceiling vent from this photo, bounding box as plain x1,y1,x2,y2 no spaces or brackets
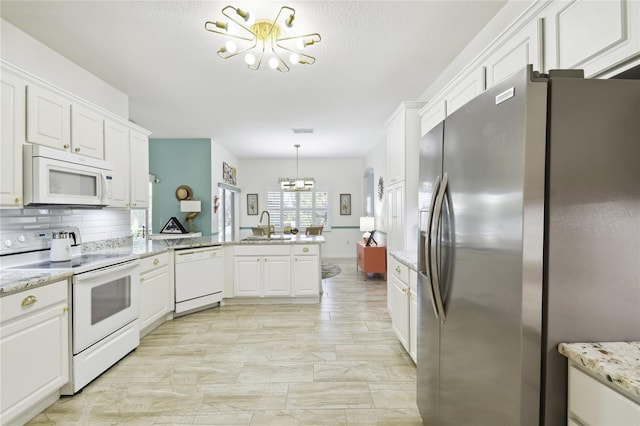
292,128,314,134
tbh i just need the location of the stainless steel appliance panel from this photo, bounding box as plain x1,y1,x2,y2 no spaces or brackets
437,69,536,426
417,122,444,424
543,77,640,425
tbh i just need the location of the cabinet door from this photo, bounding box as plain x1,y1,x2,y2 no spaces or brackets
387,182,405,253
130,130,149,208
26,84,71,150
484,18,542,88
544,0,640,78
0,71,25,208
71,103,104,159
0,281,69,424
386,111,405,184
140,265,171,331
420,98,446,138
293,255,319,296
388,275,409,351
234,257,261,296
104,119,131,208
263,256,291,296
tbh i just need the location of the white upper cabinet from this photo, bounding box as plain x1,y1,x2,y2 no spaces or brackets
26,83,71,151
543,0,640,77
0,68,25,208
71,103,104,159
129,130,149,209
386,102,425,185
104,119,131,207
484,18,543,88
419,97,446,137
105,120,150,209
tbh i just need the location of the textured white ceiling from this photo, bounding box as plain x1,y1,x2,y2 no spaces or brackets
0,1,507,159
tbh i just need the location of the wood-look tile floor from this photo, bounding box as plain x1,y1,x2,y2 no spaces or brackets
28,258,422,425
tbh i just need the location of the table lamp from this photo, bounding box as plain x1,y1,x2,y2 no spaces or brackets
180,200,201,233
359,216,377,246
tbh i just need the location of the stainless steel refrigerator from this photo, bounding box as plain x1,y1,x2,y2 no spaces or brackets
417,65,640,426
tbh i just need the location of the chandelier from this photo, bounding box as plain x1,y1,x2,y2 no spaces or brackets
279,144,315,191
204,5,321,73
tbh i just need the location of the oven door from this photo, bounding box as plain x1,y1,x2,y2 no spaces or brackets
27,156,112,206
72,260,140,354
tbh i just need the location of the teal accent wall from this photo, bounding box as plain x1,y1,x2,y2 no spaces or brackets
149,139,211,235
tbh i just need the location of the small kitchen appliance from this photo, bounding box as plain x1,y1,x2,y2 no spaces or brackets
49,231,76,261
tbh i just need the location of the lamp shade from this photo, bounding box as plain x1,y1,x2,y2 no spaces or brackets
360,216,375,231
180,200,201,213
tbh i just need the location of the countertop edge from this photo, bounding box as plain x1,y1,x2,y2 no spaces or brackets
390,251,418,271
558,341,640,401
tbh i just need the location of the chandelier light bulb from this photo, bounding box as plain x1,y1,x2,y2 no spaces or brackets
225,40,237,53
289,53,300,65
245,53,256,66
268,57,279,69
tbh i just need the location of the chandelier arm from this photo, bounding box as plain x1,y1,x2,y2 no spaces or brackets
268,6,296,37
221,5,256,36
274,42,316,64
204,22,255,42
217,39,258,59
270,38,291,72
277,33,321,43
247,42,267,71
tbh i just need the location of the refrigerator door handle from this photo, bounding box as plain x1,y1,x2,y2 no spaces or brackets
425,175,442,320
430,172,448,323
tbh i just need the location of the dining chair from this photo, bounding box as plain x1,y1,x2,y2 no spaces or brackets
305,225,323,236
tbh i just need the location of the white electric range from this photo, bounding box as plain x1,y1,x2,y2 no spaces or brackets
1,227,141,395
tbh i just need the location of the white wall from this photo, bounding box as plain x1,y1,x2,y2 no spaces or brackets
363,137,388,246
237,157,364,258
0,18,129,117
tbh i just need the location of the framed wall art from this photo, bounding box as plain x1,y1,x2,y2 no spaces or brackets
247,193,258,215
340,193,351,215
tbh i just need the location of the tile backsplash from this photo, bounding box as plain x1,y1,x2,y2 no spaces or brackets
0,208,131,242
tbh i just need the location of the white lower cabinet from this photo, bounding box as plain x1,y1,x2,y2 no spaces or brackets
568,364,640,426
0,280,69,426
139,252,173,336
388,256,418,363
292,244,320,296
234,245,291,297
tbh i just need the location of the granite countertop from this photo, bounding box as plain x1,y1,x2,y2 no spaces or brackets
1,235,325,297
390,251,418,271
558,341,640,401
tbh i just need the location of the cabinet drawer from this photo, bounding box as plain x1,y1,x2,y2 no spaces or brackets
140,252,170,274
235,245,291,256
292,245,318,256
568,365,640,425
390,257,409,283
1,279,68,323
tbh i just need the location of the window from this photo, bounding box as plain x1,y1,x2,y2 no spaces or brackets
266,189,330,230
218,185,237,241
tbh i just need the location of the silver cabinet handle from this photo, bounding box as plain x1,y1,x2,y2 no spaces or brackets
21,295,37,307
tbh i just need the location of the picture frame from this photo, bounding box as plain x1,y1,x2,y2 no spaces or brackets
340,193,351,215
247,193,258,215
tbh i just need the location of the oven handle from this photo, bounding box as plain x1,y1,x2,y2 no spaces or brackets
74,260,139,281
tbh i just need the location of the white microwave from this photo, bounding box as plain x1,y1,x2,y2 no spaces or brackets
23,144,114,207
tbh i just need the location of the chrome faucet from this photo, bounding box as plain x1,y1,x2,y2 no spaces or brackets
259,210,271,238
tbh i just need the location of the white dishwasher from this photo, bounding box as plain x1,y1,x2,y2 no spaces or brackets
174,245,224,315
